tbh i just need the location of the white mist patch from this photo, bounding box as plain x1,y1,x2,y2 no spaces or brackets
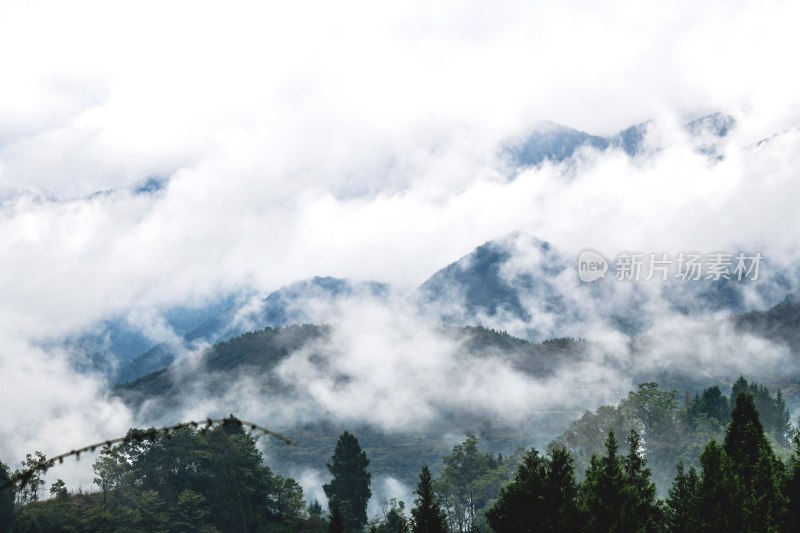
0,330,134,490
294,468,329,507
368,476,414,520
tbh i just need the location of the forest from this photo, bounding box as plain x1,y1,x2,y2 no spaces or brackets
2,378,800,532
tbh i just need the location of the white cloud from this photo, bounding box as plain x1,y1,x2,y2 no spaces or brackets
2,0,800,493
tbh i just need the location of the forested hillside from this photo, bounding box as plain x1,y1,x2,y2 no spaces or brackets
4,386,800,532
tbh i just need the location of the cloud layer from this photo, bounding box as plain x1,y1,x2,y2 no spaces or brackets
2,0,800,500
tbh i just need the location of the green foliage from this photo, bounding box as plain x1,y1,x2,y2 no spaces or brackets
729,377,792,445
485,447,579,532
554,383,689,491
172,489,213,533
687,386,730,426
0,460,16,531
93,444,128,508
620,429,662,531
328,505,345,533
13,423,324,533
12,376,800,532
554,379,792,493
368,498,409,533
434,433,508,532
696,440,742,532
724,392,786,531
410,466,447,533
302,500,327,533
48,479,67,501
784,427,800,530
323,431,372,532
16,452,48,506
666,462,699,532
272,475,305,522
579,432,625,532
485,449,547,532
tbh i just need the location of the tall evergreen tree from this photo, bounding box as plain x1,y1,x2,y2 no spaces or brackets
620,429,660,531
729,377,791,444
542,447,579,532
411,466,447,533
688,386,730,426
666,461,699,533
696,440,741,532
784,428,800,530
485,447,579,533
579,431,624,532
323,431,372,532
485,449,547,532
329,505,345,533
724,392,784,530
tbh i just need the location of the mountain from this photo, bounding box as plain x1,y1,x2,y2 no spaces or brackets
504,112,736,166
114,277,389,383
117,324,585,407
415,233,593,339
113,299,800,490
415,232,796,341
504,122,610,166
115,324,588,483
259,276,389,327
734,290,800,351
60,293,242,377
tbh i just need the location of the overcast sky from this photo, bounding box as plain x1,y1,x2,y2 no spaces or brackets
2,0,800,490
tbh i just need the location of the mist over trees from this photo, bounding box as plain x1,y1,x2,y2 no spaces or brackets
3,379,800,531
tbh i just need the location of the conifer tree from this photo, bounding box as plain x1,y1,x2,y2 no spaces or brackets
724,392,784,530
329,505,345,533
485,449,547,532
666,461,699,533
579,432,624,532
486,446,579,533
410,466,447,533
784,428,800,530
324,431,372,532
542,447,579,532
696,440,741,532
620,429,660,531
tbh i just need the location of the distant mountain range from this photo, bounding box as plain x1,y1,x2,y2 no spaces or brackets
56,112,800,385
416,232,797,339
503,112,736,166
114,324,591,482
112,292,800,486
64,228,797,384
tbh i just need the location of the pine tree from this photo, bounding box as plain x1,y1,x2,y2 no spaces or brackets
542,447,579,532
579,431,624,532
485,449,547,532
619,429,660,531
666,461,699,533
724,392,784,530
410,466,447,533
784,428,800,530
323,431,372,532
696,440,741,532
329,505,345,533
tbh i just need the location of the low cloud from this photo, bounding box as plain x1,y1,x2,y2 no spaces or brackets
2,0,800,499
